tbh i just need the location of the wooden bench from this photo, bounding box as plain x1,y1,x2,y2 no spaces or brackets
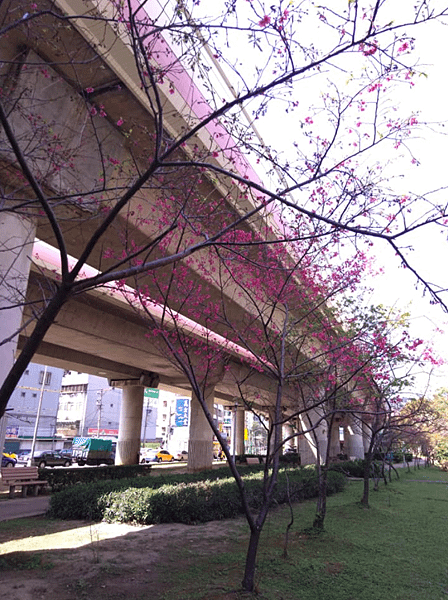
1,466,47,499
246,457,260,465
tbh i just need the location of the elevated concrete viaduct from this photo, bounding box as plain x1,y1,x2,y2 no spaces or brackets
12,236,367,470
0,0,369,469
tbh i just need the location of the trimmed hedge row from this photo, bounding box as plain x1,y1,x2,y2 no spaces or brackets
328,459,367,478
47,466,346,524
328,457,407,478
47,465,252,520
41,464,153,492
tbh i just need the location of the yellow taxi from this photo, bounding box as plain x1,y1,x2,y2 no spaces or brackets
141,449,174,463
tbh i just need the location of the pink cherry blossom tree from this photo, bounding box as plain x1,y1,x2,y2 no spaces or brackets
325,301,441,507
121,210,439,589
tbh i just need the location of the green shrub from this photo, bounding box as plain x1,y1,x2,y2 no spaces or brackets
48,479,122,520
41,464,152,492
279,452,301,465
48,466,346,525
390,451,412,463
328,459,366,478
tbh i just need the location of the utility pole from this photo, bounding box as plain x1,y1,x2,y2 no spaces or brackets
232,402,238,462
96,390,104,438
143,403,152,445
0,410,10,456
28,366,47,465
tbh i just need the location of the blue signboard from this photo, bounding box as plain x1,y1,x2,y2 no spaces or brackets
175,398,190,427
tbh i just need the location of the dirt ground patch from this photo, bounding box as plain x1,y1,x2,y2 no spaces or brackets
0,515,248,600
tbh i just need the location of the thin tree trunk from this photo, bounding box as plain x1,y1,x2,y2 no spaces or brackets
282,469,294,558
313,411,333,531
242,527,262,592
381,459,387,486
313,467,328,529
361,452,372,506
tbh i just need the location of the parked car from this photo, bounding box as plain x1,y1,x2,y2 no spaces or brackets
176,450,188,461
156,450,174,462
1,453,16,468
140,449,157,463
17,449,31,461
29,450,72,468
140,449,174,463
3,451,17,459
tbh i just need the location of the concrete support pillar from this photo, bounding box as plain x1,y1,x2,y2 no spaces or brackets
0,212,35,451
283,422,295,451
329,419,341,458
362,421,371,453
298,410,327,465
116,384,145,465
0,212,35,382
297,416,313,465
267,408,278,456
234,407,245,456
346,416,365,460
297,420,308,462
188,386,214,472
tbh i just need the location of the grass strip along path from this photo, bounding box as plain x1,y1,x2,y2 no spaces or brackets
150,466,448,599
0,466,447,599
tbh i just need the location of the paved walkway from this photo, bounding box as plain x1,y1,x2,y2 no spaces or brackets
0,493,51,522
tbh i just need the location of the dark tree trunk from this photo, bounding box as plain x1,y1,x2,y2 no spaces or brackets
361,453,372,507
242,527,262,591
313,466,328,530
381,460,388,486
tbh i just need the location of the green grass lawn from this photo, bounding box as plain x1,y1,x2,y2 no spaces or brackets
1,465,447,599
160,466,448,600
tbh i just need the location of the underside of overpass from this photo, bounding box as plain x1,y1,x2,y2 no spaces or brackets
0,0,370,470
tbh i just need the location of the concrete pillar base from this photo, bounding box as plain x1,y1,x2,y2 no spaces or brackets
346,418,365,460
188,439,213,472
234,407,245,456
299,411,328,465
188,387,214,472
116,384,145,465
283,422,295,451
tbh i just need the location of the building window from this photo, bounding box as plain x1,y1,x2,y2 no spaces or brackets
32,393,37,398
20,391,25,397
38,370,52,386
25,369,29,375
61,383,87,394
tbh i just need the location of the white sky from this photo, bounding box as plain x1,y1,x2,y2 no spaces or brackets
357,16,448,390
161,1,448,391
